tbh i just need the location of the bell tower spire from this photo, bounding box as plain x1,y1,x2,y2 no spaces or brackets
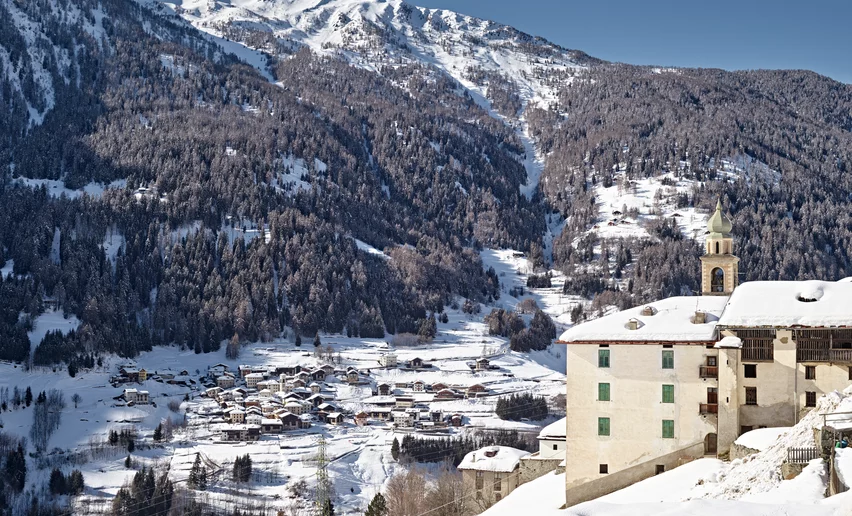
700,198,739,295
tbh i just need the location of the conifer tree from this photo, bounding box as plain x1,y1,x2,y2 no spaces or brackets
391,437,400,461
153,423,163,442
365,493,388,516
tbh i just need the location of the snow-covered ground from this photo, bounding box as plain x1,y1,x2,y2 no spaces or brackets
735,427,790,451
12,177,128,199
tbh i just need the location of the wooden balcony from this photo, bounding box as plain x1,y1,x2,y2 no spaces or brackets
699,403,718,415
699,366,718,379
742,340,774,362
829,349,852,363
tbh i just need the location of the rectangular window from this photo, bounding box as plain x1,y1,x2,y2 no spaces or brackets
598,349,610,368
495,493,502,502
662,419,675,438
706,356,717,367
744,364,757,378
493,474,502,491
598,382,611,401
745,387,757,405
553,444,558,450
655,465,666,475
805,391,816,407
662,384,674,403
662,350,674,369
598,417,610,436
599,464,608,474
805,366,816,380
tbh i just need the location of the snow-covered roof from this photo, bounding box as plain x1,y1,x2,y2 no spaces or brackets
719,280,852,327
715,336,743,349
457,446,530,473
538,417,566,440
559,296,728,343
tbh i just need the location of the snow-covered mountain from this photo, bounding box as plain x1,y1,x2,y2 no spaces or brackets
151,0,592,106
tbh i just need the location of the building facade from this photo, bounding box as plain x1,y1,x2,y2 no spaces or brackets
558,201,852,506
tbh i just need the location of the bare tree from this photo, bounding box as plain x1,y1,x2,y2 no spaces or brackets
386,468,428,516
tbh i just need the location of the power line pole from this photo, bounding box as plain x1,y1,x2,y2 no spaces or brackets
315,435,330,515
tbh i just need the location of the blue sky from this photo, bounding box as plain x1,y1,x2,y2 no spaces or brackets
416,0,852,84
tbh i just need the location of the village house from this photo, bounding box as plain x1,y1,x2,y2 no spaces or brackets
285,401,305,415
466,384,488,398
355,412,369,426
346,369,360,384
309,382,322,394
222,424,261,441
449,414,464,427
519,417,566,483
123,388,149,405
379,353,398,368
412,380,426,392
434,388,458,401
230,408,246,424
475,358,490,372
217,373,236,389
377,383,392,396
280,412,301,430
558,201,852,507
394,395,415,408
244,372,265,389
257,379,280,393
392,411,414,428
458,446,530,510
299,414,312,429
261,418,284,433
326,412,344,425
408,357,424,369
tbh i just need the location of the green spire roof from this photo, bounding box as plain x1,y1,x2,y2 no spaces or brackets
707,198,732,238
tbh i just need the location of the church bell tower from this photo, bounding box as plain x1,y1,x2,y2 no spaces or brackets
700,199,739,295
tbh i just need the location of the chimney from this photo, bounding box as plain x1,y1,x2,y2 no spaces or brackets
640,306,655,316
627,318,639,330
693,311,706,324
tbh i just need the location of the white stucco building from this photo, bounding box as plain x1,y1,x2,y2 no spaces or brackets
557,201,852,507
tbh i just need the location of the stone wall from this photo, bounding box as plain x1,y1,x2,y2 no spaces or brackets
729,443,759,460
519,455,563,484
564,441,705,508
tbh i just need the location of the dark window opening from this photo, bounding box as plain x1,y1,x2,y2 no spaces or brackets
805,391,816,407
745,387,757,405
599,464,608,474
655,465,666,475
805,365,816,380
744,364,757,378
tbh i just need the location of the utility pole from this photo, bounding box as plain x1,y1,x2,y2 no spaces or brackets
315,435,330,515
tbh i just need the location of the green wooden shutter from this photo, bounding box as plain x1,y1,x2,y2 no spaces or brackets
662,419,674,438
598,417,610,436
598,349,610,368
598,383,610,401
662,384,674,403
662,350,674,369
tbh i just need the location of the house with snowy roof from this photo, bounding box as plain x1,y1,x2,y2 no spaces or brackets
518,418,566,484
458,446,530,510
557,201,852,507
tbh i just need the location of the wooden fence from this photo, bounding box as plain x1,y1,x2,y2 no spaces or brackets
786,447,820,464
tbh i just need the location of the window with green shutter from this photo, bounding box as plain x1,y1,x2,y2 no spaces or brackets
662,384,674,403
662,419,674,438
598,417,610,436
662,350,674,369
598,349,610,368
598,383,610,401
